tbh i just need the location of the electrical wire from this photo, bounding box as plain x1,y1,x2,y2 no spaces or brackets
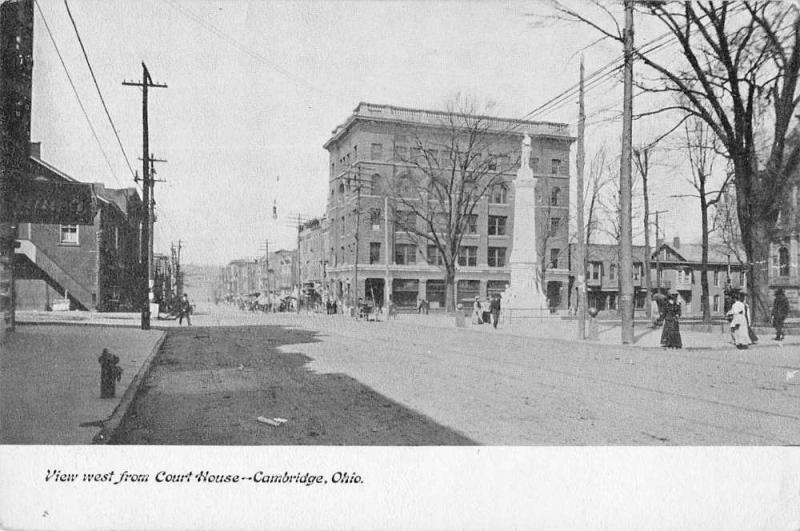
34,0,124,189
162,0,351,104
63,0,138,184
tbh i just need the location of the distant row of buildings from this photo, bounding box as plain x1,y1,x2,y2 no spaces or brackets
219,102,799,318
219,249,298,301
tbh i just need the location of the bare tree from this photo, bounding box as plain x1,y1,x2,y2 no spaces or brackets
389,98,518,312
554,1,800,322
633,143,656,319
671,118,733,323
585,146,614,245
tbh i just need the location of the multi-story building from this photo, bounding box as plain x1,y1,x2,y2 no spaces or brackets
323,102,574,309
770,163,800,316
571,239,748,317
222,258,259,299
14,145,144,311
298,217,328,297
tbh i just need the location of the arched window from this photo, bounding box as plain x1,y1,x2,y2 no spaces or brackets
490,183,507,204
338,182,345,195
779,246,790,276
550,187,561,206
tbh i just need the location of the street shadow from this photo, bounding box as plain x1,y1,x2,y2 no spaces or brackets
111,325,476,446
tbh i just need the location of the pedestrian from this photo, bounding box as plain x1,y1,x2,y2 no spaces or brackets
489,293,501,329
771,288,790,341
660,293,682,349
743,292,758,344
178,293,192,326
472,296,483,325
727,292,751,349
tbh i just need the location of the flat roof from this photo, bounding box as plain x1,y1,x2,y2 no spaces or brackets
324,102,574,149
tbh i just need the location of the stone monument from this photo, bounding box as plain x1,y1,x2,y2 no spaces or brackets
504,133,548,317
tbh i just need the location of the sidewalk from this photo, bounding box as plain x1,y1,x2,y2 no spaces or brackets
1,325,163,444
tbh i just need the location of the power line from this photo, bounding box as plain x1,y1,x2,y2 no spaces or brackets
162,0,351,103
34,0,124,189
63,0,138,183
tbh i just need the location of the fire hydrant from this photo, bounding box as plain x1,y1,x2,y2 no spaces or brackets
98,349,123,398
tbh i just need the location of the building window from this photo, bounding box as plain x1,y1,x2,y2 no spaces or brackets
395,244,416,265
369,242,381,264
739,270,746,288
371,143,383,160
550,187,561,206
713,294,720,313
550,248,560,269
427,245,444,266
340,216,345,233
60,225,78,245
488,215,507,236
489,183,508,204
549,217,560,236
779,246,790,276
395,210,416,231
114,227,120,250
530,156,539,172
551,159,561,174
369,208,381,228
458,246,478,267
678,268,693,284
713,269,720,286
588,261,603,280
465,214,478,234
394,145,408,160
488,247,506,267
609,263,616,281
371,173,385,195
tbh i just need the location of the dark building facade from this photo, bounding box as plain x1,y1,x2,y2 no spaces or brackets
14,149,144,311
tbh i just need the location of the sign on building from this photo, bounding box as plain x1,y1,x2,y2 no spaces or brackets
12,180,97,225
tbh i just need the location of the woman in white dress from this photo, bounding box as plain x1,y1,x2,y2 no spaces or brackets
726,293,751,349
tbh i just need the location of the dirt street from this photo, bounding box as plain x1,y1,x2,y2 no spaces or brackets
111,325,475,445
112,305,800,445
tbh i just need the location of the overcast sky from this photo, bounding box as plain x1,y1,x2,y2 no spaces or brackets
31,0,702,265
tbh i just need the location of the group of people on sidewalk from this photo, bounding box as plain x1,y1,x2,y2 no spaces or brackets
471,294,502,329
656,288,791,350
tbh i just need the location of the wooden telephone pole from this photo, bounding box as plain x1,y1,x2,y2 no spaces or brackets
123,63,166,330
619,0,635,344
575,56,587,339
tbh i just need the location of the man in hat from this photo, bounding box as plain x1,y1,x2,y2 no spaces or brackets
178,293,192,326
771,288,790,341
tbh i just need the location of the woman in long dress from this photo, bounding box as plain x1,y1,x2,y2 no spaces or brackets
660,294,682,349
472,297,483,324
727,294,751,349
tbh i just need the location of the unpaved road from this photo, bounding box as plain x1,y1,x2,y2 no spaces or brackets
113,307,800,445
111,325,474,445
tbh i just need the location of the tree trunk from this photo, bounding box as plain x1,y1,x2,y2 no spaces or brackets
746,220,773,323
700,191,711,323
444,266,456,312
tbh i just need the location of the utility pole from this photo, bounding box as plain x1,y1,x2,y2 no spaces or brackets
287,213,308,312
575,55,587,340
618,0,635,344
384,194,391,308
123,63,166,330
653,210,668,292
258,239,273,298
174,239,183,299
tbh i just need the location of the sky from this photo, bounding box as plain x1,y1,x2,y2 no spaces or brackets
30,0,705,266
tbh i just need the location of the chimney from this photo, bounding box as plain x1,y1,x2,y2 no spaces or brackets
30,142,41,159
672,237,680,249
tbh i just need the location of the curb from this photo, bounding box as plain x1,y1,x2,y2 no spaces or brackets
93,330,168,444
